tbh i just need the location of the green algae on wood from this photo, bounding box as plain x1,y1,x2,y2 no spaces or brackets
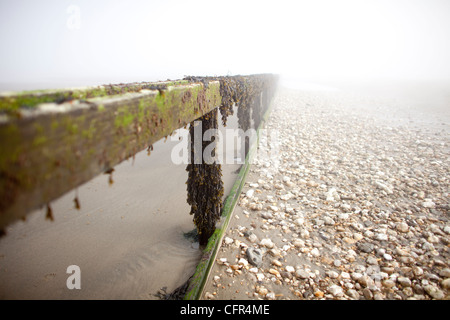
0,80,221,229
0,79,190,114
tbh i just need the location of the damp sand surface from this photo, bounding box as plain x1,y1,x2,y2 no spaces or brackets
0,112,241,300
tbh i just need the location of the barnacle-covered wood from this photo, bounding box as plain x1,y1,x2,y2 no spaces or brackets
0,74,278,231
0,81,221,229
218,77,235,126
184,74,278,246
186,109,224,246
0,80,190,115
185,74,277,129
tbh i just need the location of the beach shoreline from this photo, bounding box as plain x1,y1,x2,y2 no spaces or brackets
201,84,449,300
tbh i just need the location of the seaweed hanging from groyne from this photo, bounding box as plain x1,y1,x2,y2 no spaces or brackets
186,108,224,245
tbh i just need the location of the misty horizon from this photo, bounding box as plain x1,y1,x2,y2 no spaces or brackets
1,0,450,92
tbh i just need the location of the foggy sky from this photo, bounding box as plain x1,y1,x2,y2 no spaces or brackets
1,0,449,90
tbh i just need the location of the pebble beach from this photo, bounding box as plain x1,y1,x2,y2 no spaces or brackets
201,84,450,300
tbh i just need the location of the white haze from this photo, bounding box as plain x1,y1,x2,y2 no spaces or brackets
0,0,449,91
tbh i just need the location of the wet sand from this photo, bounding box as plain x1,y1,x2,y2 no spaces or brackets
0,110,241,300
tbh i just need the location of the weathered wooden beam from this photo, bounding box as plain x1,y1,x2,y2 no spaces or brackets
0,74,278,230
0,80,221,229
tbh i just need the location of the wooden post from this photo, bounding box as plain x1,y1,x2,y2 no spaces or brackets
186,108,223,246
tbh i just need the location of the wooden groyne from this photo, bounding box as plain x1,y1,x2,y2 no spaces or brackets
0,74,278,298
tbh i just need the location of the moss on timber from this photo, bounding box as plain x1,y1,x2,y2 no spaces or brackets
0,79,224,226
0,79,190,114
